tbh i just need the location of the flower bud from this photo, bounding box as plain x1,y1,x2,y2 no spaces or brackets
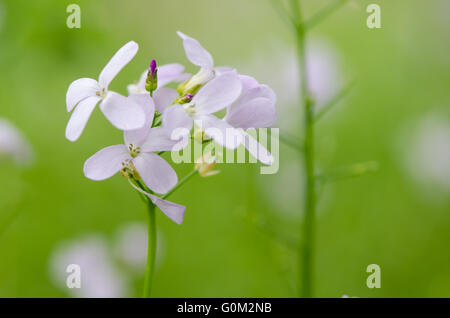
145,59,158,96
174,93,194,105
195,152,219,177
177,68,214,95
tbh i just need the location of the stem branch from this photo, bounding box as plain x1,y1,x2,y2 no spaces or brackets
292,0,316,298
162,169,198,200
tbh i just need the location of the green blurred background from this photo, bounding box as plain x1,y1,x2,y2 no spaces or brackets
0,0,449,297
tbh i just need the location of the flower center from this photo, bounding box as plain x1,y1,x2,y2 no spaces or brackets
183,102,196,116
120,159,141,180
128,144,141,158
96,87,107,98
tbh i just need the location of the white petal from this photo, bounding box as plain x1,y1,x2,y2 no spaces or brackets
84,145,130,180
239,75,259,91
226,97,277,129
98,41,139,89
242,132,274,165
158,63,189,87
234,84,277,107
195,115,243,149
127,71,147,95
65,96,102,142
177,31,214,69
100,92,146,131
133,152,178,194
163,105,193,140
129,182,185,225
148,194,186,225
141,127,183,153
153,88,178,113
123,94,155,146
215,66,237,76
66,78,99,112
193,73,242,115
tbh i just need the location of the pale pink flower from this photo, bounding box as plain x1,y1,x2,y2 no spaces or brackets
224,75,277,164
161,72,243,149
83,96,185,224
65,41,145,141
49,236,129,298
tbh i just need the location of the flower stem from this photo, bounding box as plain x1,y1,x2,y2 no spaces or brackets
162,169,198,200
292,0,316,298
143,200,157,298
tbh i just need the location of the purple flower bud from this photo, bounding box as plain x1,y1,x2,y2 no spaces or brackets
186,94,194,101
149,59,157,76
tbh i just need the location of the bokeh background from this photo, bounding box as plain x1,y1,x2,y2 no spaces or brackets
0,0,449,297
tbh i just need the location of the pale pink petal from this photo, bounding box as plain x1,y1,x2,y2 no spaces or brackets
226,97,277,129
195,115,243,149
153,88,178,113
127,71,147,95
140,127,183,153
239,75,259,91
123,94,155,146
148,194,186,225
65,96,102,142
193,73,242,115
158,63,189,87
242,132,274,165
133,152,178,194
98,41,139,89
163,105,193,140
177,31,214,69
100,92,146,131
66,78,100,112
215,66,236,76
129,182,185,225
234,84,277,107
84,145,130,180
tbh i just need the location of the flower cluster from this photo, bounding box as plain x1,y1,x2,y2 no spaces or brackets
65,32,277,224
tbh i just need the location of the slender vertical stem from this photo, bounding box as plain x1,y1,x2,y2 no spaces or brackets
143,201,157,298
292,0,316,298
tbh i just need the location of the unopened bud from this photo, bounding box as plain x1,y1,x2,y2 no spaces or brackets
174,93,194,104
145,59,158,96
195,152,219,177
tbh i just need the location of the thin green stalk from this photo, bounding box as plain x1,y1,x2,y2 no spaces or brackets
304,0,348,30
292,0,316,298
143,200,157,298
314,79,356,122
279,131,303,152
162,169,198,200
269,0,296,29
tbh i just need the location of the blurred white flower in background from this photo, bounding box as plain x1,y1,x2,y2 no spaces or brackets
49,235,129,298
49,223,167,297
240,38,342,130
398,112,450,198
0,118,33,166
114,222,165,273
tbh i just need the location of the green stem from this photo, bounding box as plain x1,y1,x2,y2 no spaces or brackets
143,201,157,298
304,0,348,30
279,131,303,152
162,169,198,200
292,0,316,298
